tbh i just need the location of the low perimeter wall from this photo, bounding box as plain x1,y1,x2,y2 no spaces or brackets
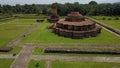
0,47,13,52
44,48,120,54
89,18,120,35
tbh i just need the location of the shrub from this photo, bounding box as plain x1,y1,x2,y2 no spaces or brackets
102,17,106,20
114,17,119,20
107,18,112,20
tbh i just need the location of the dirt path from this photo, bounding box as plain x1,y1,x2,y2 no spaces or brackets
32,55,120,62
46,61,51,68
8,22,40,46
0,54,16,58
16,43,120,49
10,46,34,68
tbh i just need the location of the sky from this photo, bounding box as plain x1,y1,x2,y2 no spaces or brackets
0,0,120,5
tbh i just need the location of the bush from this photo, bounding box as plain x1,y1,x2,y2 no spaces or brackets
35,63,39,67
107,18,112,20
114,17,119,20
102,17,106,20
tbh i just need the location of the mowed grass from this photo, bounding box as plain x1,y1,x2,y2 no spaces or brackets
0,46,22,54
33,47,44,55
0,19,36,47
92,16,120,30
28,60,46,68
21,21,120,44
52,60,120,68
0,59,14,68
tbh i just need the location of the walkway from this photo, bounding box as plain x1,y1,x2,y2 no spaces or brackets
32,55,120,62
10,46,34,68
0,54,16,58
8,22,40,46
46,61,51,68
16,43,120,48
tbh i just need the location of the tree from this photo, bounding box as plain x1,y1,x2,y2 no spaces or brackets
89,1,98,5
42,7,48,14
0,2,120,16
0,4,2,13
13,4,22,13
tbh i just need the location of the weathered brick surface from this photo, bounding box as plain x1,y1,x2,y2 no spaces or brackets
45,48,120,54
53,12,101,39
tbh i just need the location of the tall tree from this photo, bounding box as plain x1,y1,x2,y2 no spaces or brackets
89,1,98,5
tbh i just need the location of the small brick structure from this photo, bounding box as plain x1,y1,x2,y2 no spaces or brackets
44,48,120,54
53,12,101,39
0,47,13,52
36,19,44,22
48,3,59,23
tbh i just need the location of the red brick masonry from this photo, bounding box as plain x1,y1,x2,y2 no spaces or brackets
53,12,101,39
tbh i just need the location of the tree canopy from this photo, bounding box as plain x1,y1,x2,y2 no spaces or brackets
0,1,120,16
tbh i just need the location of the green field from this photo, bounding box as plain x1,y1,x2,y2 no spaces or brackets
0,14,11,20
0,59,14,68
28,60,46,68
21,21,120,44
0,19,36,47
52,61,120,68
15,14,48,19
0,16,120,68
33,47,44,55
91,16,120,30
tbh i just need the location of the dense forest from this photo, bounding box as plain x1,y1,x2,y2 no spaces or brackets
0,1,120,16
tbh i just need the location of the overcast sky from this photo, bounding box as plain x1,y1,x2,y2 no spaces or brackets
0,0,120,5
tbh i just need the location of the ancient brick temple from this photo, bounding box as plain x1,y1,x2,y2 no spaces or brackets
48,3,59,23
53,12,101,39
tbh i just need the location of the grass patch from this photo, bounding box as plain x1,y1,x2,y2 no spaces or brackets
91,16,120,30
52,60,120,68
0,59,14,68
15,14,49,19
99,20,120,30
0,19,36,47
33,47,44,55
0,46,22,54
21,21,120,44
28,60,46,68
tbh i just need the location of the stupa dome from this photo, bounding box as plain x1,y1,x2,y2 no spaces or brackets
52,12,101,39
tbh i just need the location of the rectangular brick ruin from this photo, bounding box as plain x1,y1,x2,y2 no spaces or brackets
0,47,13,52
44,48,120,54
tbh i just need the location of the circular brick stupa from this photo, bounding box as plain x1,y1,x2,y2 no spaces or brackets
53,12,101,39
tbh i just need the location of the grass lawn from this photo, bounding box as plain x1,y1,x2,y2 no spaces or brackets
0,19,36,47
0,59,14,68
33,47,44,55
0,46,22,54
15,14,49,19
0,14,11,20
28,60,46,68
52,60,120,68
21,21,120,44
33,47,120,57
91,16,120,30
